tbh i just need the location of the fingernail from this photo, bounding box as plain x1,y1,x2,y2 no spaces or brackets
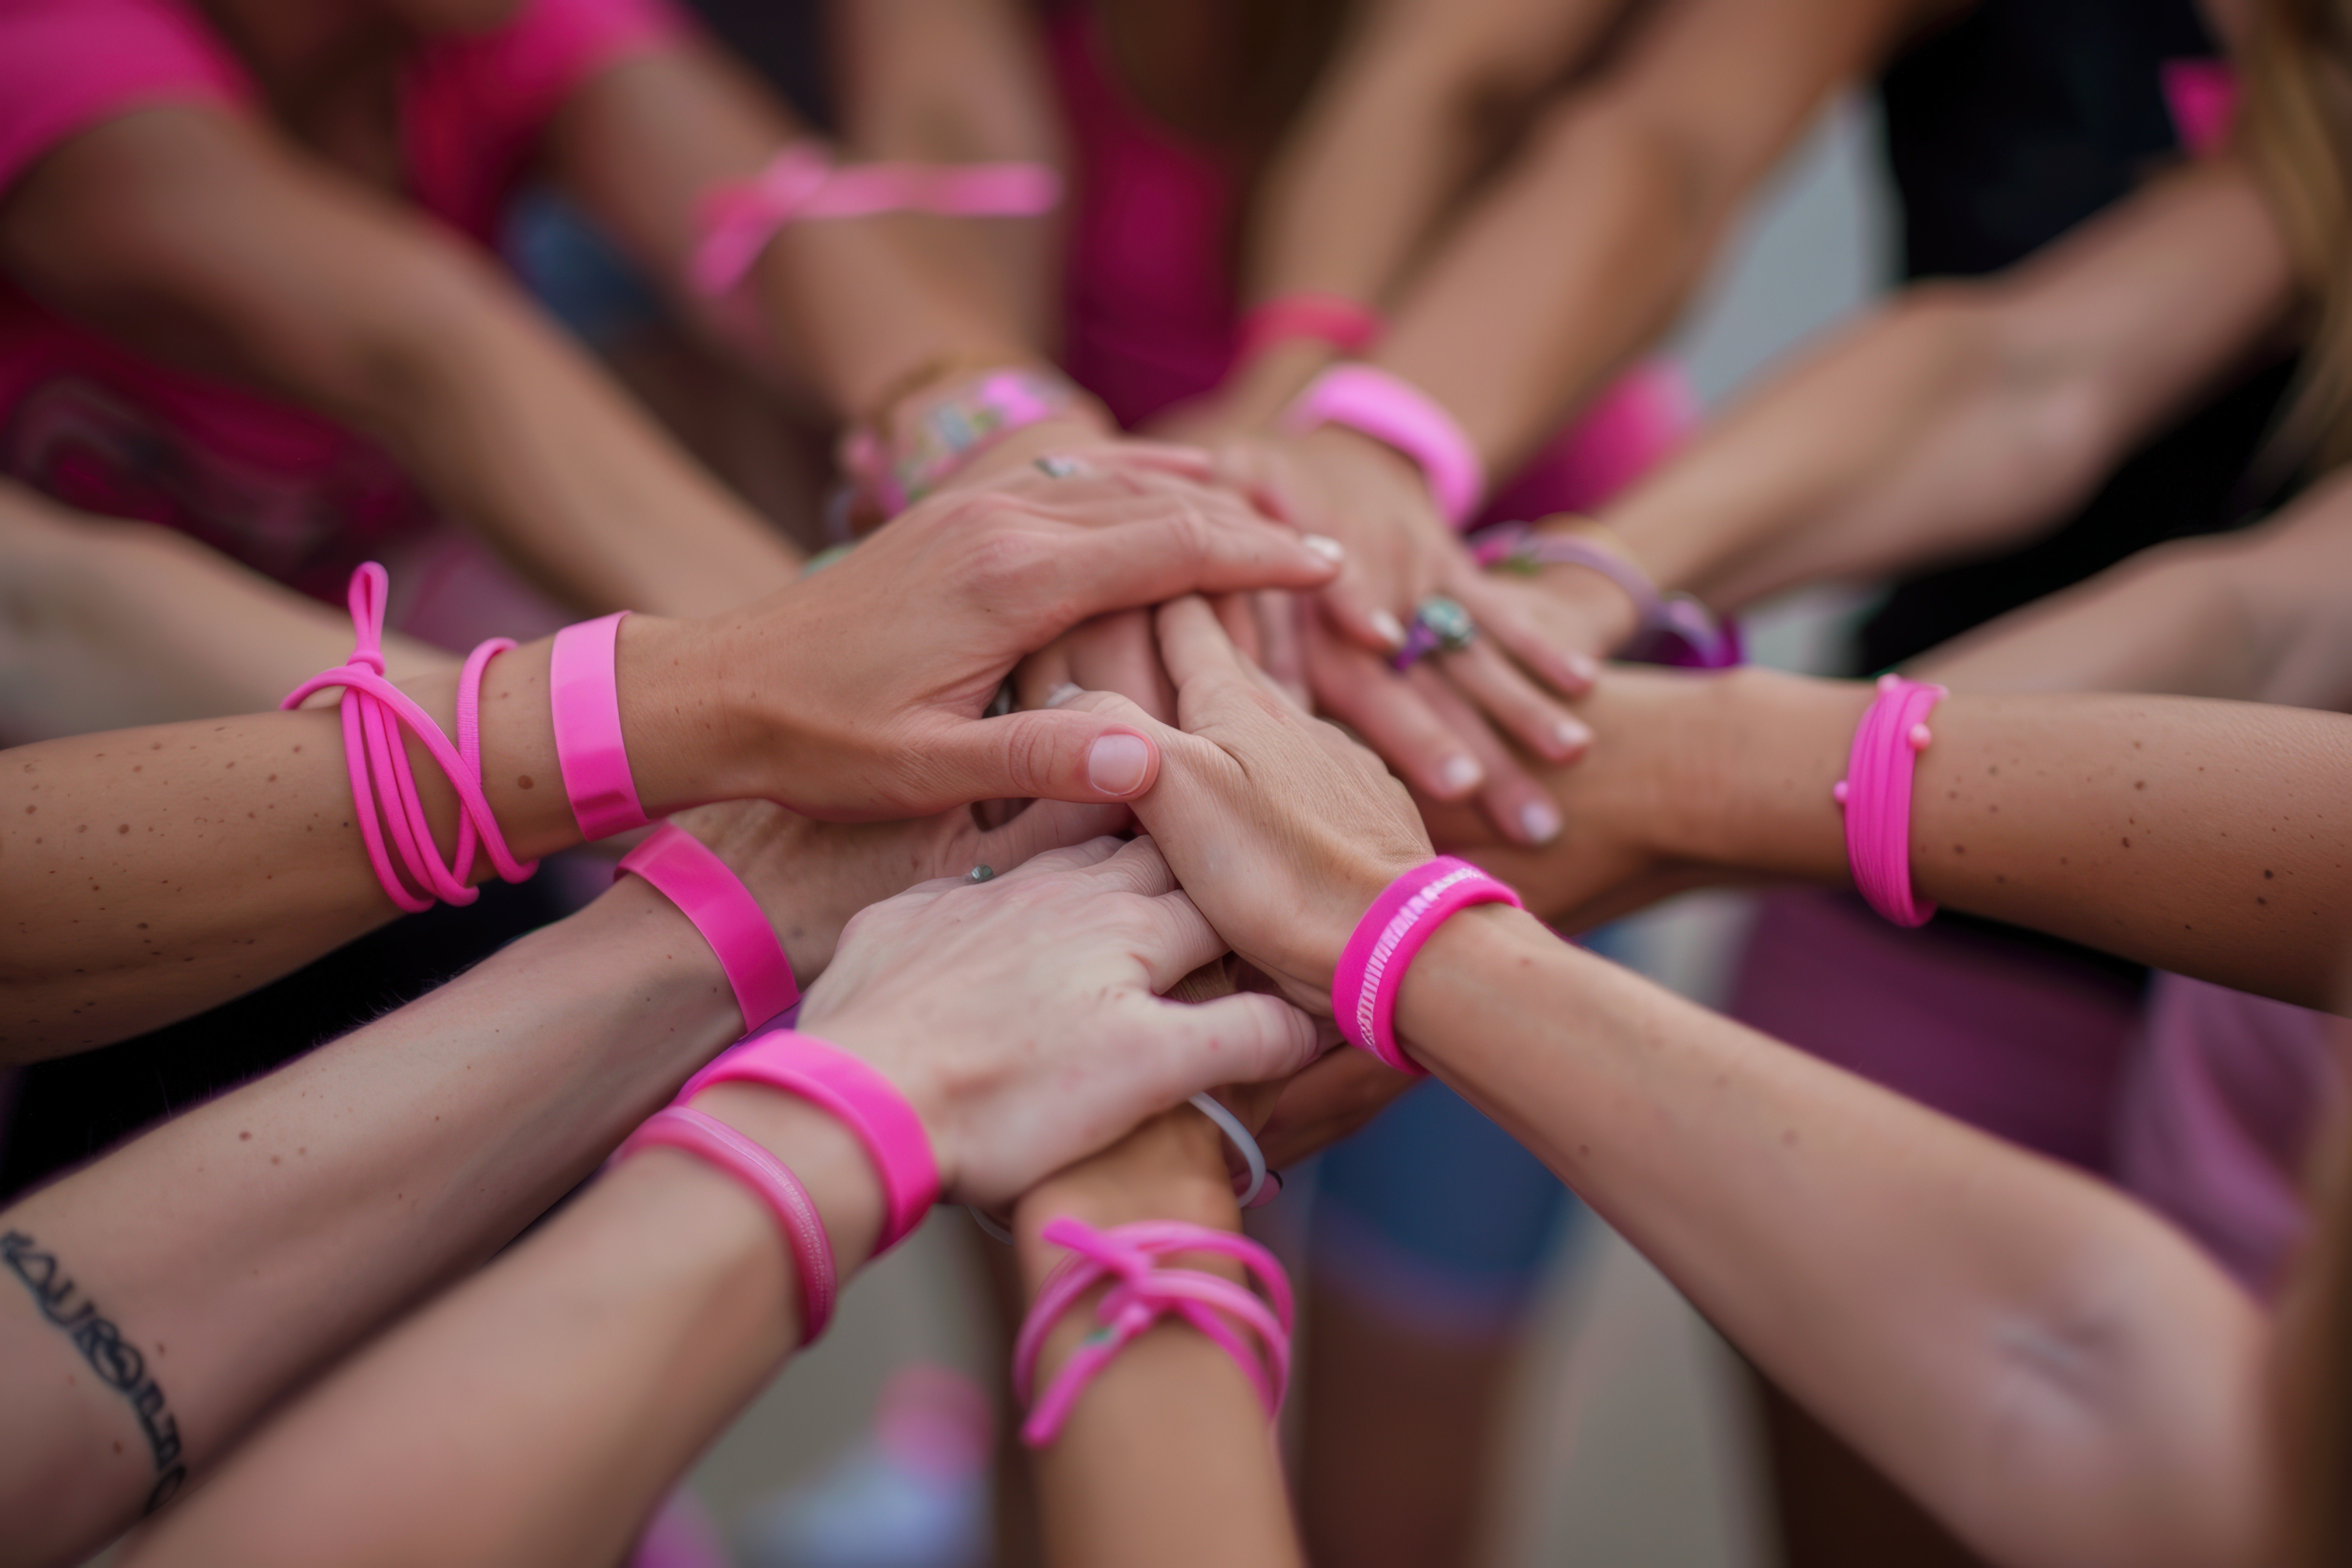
1520,801,1563,844
1553,719,1590,754
1566,650,1601,684
1439,754,1483,794
1302,533,1345,562
1045,682,1084,708
1087,732,1152,795
1370,609,1407,649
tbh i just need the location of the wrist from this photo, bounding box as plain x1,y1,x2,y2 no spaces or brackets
684,1083,890,1279
1224,340,1342,429
612,611,776,812
1675,669,1868,879
942,411,1119,490
1391,901,1549,1075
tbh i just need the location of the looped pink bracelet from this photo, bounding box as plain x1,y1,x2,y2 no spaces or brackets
680,1029,940,1253
615,1104,838,1344
1833,674,1948,927
549,611,649,841
1281,364,1487,528
692,141,1064,297
619,824,799,1034
1469,523,1744,670
1332,857,1524,1075
282,563,537,912
1012,1217,1293,1447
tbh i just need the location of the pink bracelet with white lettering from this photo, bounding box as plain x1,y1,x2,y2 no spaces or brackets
1331,857,1524,1075
620,824,799,1033
615,1105,838,1343
681,1029,940,1253
549,611,649,841
1012,1218,1292,1447
1282,364,1487,528
1833,675,1948,927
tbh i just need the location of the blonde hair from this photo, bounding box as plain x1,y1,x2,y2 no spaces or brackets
2243,0,2352,468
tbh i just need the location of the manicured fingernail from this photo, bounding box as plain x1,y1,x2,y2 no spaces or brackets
1566,651,1601,684
1302,533,1345,562
1045,682,1084,708
1439,754,1483,794
1553,719,1590,753
1520,801,1562,844
1370,609,1407,649
1087,732,1152,795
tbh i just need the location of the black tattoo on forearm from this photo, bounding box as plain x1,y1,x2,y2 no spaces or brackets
2,1228,186,1512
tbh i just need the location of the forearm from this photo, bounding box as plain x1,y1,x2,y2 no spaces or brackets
0,614,751,1055
0,486,450,742
1401,909,2272,1568
1917,471,2352,711
0,883,747,1567
1597,160,2296,614
116,1089,882,1568
1660,671,2352,1007
1015,1114,1301,1568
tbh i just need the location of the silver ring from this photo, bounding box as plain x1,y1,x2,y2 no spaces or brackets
1416,594,1478,655
966,864,996,883
1033,454,1085,479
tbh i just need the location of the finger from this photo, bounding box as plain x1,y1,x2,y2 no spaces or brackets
1154,595,1304,716
1210,592,1262,665
1438,636,1593,764
1452,574,1605,698
1255,1047,1415,1168
1132,884,1232,992
1406,665,1564,846
1011,641,1076,711
1306,631,1486,801
1255,590,1310,706
1061,439,1219,482
990,833,1128,883
1050,508,1343,612
925,708,1161,806
1084,833,1181,901
1316,566,1409,656
1139,989,1324,1098
975,798,1131,868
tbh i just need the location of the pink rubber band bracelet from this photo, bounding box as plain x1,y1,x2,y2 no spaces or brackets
620,823,799,1034
1832,674,1948,927
1332,857,1524,1075
549,611,649,841
615,1105,837,1343
1281,364,1487,528
680,1029,940,1253
1236,292,1382,364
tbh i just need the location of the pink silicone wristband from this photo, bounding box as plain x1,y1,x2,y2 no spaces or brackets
1281,364,1487,528
1236,292,1382,363
549,611,649,841
1833,675,1948,927
616,1105,837,1343
680,1029,940,1252
1332,857,1524,1075
620,824,799,1033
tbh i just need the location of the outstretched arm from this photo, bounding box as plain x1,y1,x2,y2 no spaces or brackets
112,840,1318,1568
1537,159,2298,651
0,479,1335,1057
0,106,794,619
0,482,449,743
1097,601,2285,1568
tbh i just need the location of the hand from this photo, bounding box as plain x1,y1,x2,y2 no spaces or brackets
663,795,1127,982
1217,428,1600,843
648,471,1342,821
794,836,1322,1210
1057,596,1436,1014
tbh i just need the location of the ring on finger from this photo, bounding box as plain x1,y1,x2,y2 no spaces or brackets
1390,594,1477,671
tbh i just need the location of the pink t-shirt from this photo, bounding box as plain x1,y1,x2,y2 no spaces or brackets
0,0,680,597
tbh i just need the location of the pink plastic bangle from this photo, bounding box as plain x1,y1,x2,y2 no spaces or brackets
1011,1218,1293,1447
1832,674,1948,927
1281,364,1487,528
282,564,538,911
615,1105,837,1344
692,140,1064,297
680,1030,940,1253
1332,857,1524,1075
549,611,649,841
1236,292,1382,364
620,823,799,1033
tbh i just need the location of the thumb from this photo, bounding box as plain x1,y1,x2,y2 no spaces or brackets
926,707,1163,806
